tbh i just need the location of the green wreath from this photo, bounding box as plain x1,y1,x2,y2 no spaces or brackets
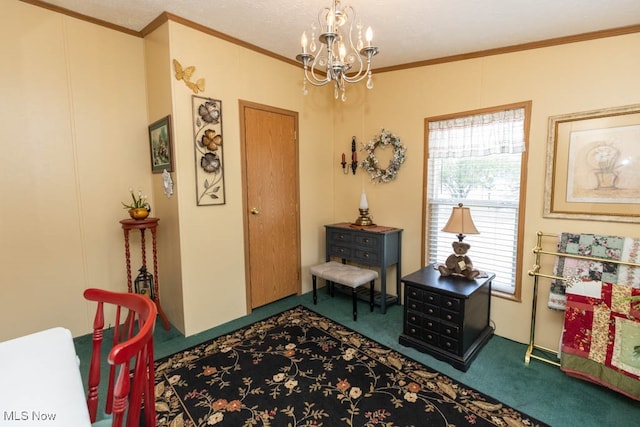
360,129,407,183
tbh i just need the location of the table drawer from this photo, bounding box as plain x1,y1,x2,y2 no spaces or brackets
327,244,352,259
328,230,354,244
355,234,379,248
354,248,380,264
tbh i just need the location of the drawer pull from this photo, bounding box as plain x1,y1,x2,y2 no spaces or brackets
427,334,433,340
339,248,345,253
428,296,434,302
410,328,416,333
445,328,451,334
339,234,345,240
363,253,369,258
427,308,434,314
411,304,417,309
363,238,369,243
446,301,452,307
445,342,451,347
445,314,452,321
427,322,433,327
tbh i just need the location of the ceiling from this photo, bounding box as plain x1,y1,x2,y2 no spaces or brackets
37,0,640,69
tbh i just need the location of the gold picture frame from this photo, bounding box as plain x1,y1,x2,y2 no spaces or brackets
544,104,640,222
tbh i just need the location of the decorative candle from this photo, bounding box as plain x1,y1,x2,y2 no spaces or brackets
365,26,373,47
301,32,308,54
359,191,368,210
341,153,345,163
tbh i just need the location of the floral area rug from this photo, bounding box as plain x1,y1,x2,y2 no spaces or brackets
153,306,547,426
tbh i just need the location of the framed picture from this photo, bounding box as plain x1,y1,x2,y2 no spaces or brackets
544,104,640,222
148,115,174,173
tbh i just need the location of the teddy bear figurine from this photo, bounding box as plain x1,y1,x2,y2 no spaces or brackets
437,241,480,280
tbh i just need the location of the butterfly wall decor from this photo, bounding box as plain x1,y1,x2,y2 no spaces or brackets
173,59,206,94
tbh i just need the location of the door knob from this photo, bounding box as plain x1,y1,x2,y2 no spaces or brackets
250,208,260,215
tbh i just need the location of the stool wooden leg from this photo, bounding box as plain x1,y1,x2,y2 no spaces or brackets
352,288,358,321
312,275,317,305
369,280,375,312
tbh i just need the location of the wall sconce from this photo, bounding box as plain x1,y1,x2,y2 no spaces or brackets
341,136,358,175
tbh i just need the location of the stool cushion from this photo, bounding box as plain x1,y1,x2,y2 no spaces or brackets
310,261,378,288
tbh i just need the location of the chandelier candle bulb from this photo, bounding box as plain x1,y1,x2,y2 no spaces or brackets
366,26,373,47
301,32,308,53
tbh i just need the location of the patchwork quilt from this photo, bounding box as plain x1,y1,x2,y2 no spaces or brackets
551,233,640,400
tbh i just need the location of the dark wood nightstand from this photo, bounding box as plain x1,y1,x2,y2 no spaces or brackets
399,263,494,371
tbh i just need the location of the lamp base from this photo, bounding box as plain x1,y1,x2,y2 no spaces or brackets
353,208,375,227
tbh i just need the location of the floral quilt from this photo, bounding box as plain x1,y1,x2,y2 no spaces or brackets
555,233,640,400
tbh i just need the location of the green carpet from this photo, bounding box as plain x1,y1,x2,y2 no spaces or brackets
74,290,640,426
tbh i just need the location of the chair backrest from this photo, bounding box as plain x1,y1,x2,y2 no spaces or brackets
84,288,157,427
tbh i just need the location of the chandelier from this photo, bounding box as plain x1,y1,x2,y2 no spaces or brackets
296,0,379,101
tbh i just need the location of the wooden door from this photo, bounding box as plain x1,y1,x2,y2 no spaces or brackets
239,101,301,310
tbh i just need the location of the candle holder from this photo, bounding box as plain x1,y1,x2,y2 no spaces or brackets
341,136,359,175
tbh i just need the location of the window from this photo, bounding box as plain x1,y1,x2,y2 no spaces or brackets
424,102,531,298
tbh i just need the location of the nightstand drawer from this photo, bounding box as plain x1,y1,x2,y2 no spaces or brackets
442,296,461,312
406,310,423,326
439,337,459,354
424,290,440,305
424,318,440,333
405,324,423,339
441,309,460,324
440,323,460,339
424,304,440,317
406,298,423,312
406,286,423,301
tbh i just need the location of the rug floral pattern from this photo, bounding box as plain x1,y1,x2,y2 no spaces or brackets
153,306,546,426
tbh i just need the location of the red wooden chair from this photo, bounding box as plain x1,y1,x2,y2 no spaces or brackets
84,288,157,427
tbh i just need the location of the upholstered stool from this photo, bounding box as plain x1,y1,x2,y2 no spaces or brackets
310,261,378,321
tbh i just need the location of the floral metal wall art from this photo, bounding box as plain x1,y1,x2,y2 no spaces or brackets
192,96,225,205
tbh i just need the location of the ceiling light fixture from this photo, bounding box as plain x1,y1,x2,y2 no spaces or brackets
296,0,379,102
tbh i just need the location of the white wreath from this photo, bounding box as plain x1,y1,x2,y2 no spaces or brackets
360,129,407,183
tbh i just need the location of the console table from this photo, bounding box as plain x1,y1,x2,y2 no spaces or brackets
324,223,402,314
399,264,494,371
120,217,170,331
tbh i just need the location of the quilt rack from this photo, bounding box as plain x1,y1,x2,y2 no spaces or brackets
525,231,640,366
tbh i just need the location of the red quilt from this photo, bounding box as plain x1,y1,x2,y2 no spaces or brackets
561,282,640,400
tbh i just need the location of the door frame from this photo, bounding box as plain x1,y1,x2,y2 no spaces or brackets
238,100,301,313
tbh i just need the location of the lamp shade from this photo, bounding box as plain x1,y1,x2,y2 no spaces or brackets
442,203,479,235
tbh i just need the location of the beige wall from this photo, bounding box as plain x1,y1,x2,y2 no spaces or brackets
332,34,640,347
1,1,151,341
2,1,639,349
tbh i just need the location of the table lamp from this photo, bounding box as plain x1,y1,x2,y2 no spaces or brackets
438,203,480,279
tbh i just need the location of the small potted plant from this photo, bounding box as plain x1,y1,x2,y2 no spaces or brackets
122,188,151,220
